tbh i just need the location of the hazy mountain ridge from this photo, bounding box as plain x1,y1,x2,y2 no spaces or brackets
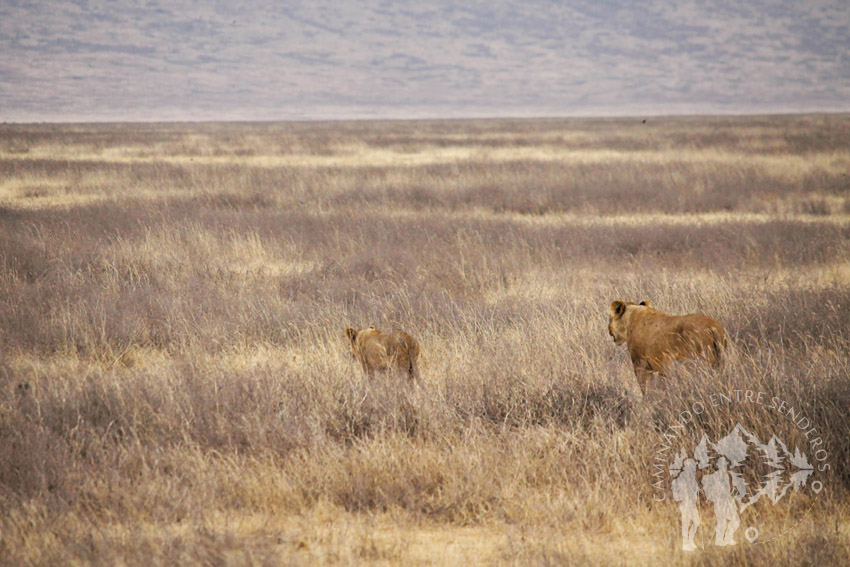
2,0,848,121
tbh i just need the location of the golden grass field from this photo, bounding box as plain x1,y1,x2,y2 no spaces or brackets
1,114,849,565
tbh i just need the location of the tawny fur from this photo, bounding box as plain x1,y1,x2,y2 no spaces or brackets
608,300,727,394
345,326,421,384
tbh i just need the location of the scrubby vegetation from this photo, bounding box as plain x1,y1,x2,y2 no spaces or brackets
1,114,849,565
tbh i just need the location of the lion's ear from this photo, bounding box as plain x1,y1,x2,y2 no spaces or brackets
610,301,627,317
639,300,651,308
345,327,357,341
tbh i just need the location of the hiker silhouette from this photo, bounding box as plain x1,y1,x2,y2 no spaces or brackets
671,457,700,551
702,456,741,546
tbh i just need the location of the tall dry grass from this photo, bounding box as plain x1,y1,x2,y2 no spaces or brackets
1,114,849,565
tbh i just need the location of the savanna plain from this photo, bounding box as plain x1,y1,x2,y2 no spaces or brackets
1,115,849,566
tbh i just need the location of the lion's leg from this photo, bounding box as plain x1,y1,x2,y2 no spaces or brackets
634,362,653,395
360,360,373,378
409,358,422,387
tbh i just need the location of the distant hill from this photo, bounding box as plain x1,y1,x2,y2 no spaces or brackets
2,0,849,121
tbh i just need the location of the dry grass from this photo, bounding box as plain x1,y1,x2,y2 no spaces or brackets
1,114,849,566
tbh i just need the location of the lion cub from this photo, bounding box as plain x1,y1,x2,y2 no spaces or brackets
608,300,727,394
345,326,421,384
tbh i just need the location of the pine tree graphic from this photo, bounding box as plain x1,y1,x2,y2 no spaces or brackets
669,423,817,549
710,423,813,511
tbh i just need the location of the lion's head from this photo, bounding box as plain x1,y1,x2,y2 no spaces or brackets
345,325,377,360
608,300,651,345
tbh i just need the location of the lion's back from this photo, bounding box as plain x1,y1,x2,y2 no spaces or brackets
630,311,726,366
356,329,419,371
391,332,419,359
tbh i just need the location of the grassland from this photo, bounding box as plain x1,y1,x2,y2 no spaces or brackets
1,114,849,566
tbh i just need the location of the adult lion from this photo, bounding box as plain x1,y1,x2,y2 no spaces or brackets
608,300,727,394
345,326,421,384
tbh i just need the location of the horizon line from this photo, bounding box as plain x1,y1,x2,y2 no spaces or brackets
4,108,850,127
